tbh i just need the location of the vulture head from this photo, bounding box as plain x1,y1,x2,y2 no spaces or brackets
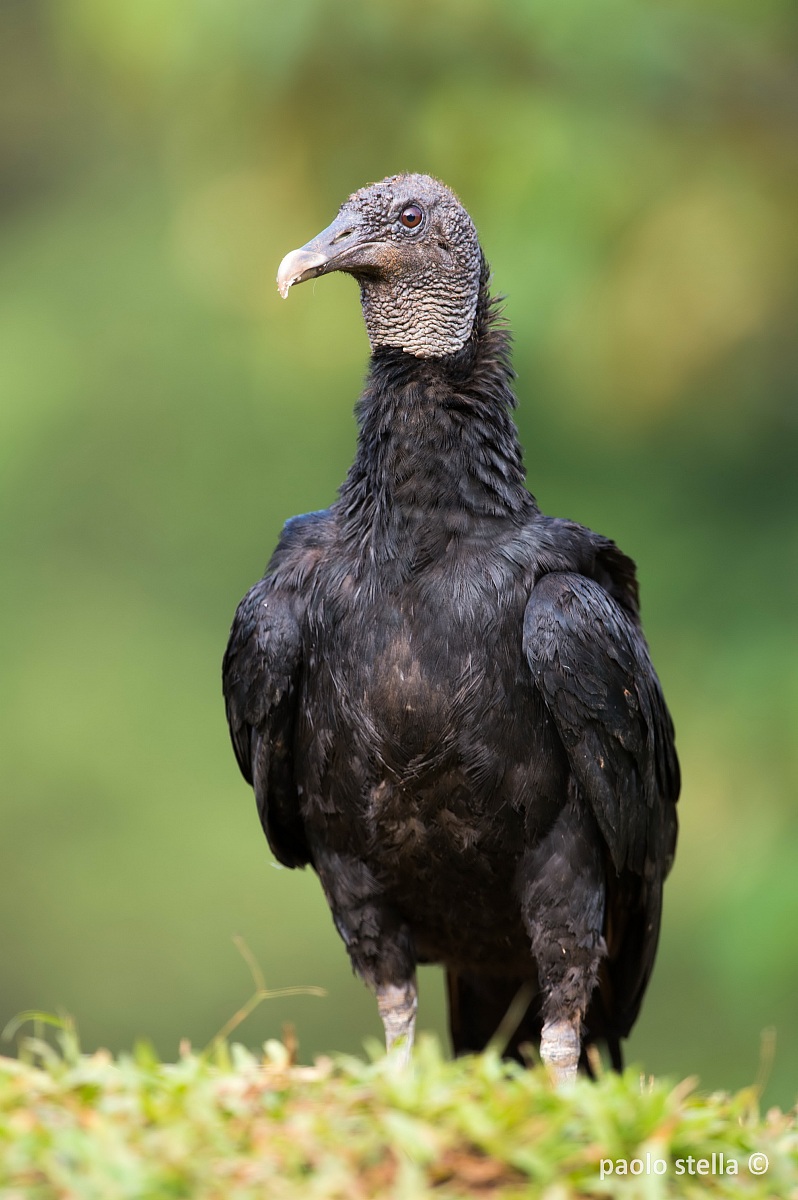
276,174,483,359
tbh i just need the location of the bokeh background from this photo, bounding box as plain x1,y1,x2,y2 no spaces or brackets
2,1,796,1106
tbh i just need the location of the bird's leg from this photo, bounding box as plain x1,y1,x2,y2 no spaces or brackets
315,853,418,1066
539,1017,581,1085
377,977,418,1067
519,801,607,1088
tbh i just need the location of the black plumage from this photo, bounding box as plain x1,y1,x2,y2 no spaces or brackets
223,174,679,1081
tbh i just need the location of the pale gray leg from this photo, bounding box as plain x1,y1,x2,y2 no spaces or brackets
377,978,418,1067
540,1017,581,1086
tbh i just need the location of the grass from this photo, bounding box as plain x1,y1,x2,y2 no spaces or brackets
1,1015,796,1199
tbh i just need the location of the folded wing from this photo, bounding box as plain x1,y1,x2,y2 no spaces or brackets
524,571,678,877
223,576,311,869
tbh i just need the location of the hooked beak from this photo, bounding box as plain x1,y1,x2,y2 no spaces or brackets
276,211,376,299
276,245,328,299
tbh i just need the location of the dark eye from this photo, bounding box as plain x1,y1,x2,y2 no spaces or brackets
400,204,423,229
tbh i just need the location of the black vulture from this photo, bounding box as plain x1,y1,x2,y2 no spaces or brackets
223,174,679,1083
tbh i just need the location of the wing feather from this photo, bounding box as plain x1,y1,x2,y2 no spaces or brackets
223,575,311,869
523,571,678,877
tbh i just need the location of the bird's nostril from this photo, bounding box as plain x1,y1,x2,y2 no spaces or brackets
331,227,354,245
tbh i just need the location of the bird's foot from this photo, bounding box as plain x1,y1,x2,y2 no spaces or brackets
377,979,418,1068
540,1018,580,1087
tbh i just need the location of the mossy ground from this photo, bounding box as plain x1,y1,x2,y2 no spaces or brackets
1,1019,795,1199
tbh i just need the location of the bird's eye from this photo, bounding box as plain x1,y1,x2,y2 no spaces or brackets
400,204,423,229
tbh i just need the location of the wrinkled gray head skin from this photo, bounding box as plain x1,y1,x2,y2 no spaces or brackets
277,174,483,358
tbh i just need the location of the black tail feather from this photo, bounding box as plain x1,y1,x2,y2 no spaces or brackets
446,971,541,1064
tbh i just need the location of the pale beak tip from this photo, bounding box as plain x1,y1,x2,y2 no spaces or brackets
276,250,299,299
276,245,329,301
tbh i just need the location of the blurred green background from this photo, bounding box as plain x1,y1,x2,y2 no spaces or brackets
2,0,796,1105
